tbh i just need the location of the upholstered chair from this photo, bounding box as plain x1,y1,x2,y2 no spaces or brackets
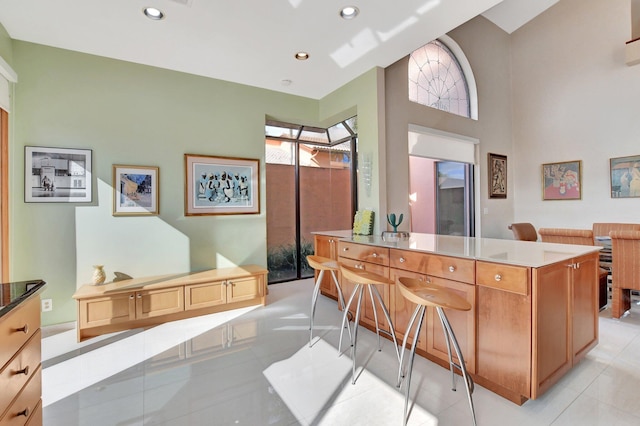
610,230,640,318
508,223,538,241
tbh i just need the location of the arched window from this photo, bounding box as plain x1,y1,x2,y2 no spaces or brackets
408,38,477,120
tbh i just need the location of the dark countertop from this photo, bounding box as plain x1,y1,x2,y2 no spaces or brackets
0,279,46,319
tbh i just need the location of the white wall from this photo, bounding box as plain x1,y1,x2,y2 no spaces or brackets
512,0,640,228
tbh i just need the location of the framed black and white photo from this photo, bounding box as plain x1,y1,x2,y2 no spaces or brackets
185,154,260,216
24,146,92,203
113,165,159,216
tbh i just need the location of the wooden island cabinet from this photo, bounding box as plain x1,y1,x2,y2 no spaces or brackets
73,265,268,342
313,231,600,404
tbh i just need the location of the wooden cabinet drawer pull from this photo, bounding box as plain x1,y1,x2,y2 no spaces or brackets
15,324,29,334
494,274,502,282
399,257,406,263
448,265,456,272
137,293,142,299
15,365,29,376
372,252,378,258
129,294,134,300
17,408,29,417
343,247,349,251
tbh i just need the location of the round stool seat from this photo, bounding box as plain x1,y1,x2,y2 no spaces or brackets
397,279,471,312
307,255,339,272
397,277,476,426
340,264,394,287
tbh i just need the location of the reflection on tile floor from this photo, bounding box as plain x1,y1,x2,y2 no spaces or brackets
42,279,640,425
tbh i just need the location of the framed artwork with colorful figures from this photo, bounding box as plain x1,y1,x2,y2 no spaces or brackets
542,160,582,200
185,154,260,216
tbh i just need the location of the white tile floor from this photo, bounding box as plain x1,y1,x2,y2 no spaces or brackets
41,279,640,426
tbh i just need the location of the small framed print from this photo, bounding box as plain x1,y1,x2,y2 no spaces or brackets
609,154,640,198
185,154,259,216
542,160,582,200
113,165,159,216
488,153,507,199
25,146,92,203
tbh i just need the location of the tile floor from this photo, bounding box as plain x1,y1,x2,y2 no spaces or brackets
41,279,640,425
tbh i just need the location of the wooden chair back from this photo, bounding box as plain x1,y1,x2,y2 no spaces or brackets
538,228,594,245
593,223,640,238
610,230,640,292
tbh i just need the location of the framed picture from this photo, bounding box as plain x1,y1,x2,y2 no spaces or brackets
113,165,159,216
609,155,640,198
24,146,92,203
488,153,507,199
542,160,582,200
185,154,260,216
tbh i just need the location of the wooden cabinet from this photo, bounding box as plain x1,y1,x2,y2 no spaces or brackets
1,295,43,426
74,266,268,342
314,234,600,405
314,234,339,298
477,255,598,402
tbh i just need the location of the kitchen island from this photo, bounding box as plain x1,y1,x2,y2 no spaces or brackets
313,231,601,405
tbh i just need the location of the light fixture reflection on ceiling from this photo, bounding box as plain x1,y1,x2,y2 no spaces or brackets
295,52,309,60
143,7,165,20
340,6,359,20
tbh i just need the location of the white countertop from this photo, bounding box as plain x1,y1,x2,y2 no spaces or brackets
314,230,601,268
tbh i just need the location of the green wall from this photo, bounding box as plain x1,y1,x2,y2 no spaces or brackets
9,41,377,325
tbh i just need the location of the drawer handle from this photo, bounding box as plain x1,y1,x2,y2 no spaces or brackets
426,278,432,284
343,247,349,251
494,274,502,282
329,239,334,243
129,294,134,300
399,257,406,263
448,266,456,273
17,408,30,417
16,365,29,376
372,253,378,258
137,293,142,299
228,281,233,286
16,324,29,334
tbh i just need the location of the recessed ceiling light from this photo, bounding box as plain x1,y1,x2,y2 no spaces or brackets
295,52,309,60
143,7,165,20
340,6,359,20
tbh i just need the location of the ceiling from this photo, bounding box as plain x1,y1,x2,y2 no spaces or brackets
0,0,558,100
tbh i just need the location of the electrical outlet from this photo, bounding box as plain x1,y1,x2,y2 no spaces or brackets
42,298,53,312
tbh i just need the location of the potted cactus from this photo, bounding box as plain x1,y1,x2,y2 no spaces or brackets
382,212,409,241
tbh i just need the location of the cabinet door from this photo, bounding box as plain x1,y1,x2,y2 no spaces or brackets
531,260,572,399
572,253,599,362
185,281,226,310
476,261,532,398
136,287,184,319
227,275,262,303
314,235,338,298
425,276,476,374
79,292,135,328
390,268,428,351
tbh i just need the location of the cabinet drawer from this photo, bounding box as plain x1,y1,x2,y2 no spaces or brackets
0,330,41,417
391,251,474,284
338,241,389,266
477,261,530,296
338,257,389,277
0,365,41,426
136,287,184,319
0,297,40,371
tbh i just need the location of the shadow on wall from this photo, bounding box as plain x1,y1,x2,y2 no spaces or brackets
74,179,190,287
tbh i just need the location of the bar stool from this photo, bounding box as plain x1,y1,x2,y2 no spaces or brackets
339,264,400,385
396,277,476,426
306,255,351,347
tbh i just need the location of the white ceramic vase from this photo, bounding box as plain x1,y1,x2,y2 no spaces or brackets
92,265,106,285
